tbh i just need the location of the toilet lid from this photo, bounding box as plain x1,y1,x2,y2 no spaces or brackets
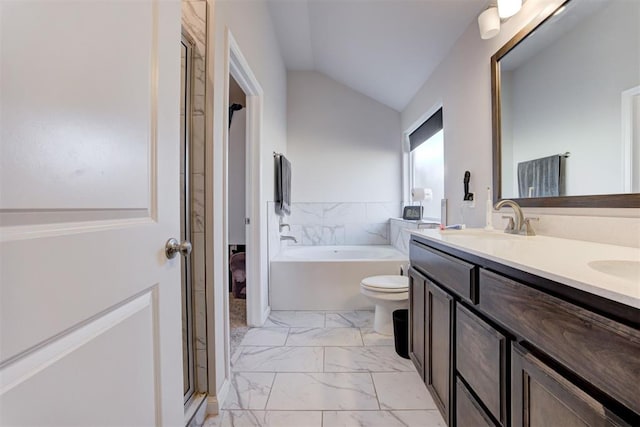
361,275,409,293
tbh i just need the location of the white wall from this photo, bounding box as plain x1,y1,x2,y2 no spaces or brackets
288,71,402,203
402,1,543,227
228,109,246,245
206,0,287,402
400,0,563,227
502,0,639,197
401,0,639,246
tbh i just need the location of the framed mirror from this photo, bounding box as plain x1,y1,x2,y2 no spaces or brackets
491,0,640,207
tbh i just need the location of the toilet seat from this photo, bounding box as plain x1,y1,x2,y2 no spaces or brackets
360,275,409,293
360,274,409,335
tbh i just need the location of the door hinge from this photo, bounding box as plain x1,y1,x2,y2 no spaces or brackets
245,218,250,225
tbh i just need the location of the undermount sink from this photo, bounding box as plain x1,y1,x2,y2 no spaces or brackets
439,229,524,240
587,260,640,282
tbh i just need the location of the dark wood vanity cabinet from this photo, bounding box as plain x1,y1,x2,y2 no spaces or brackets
409,267,453,424
456,304,506,425
408,268,425,379
409,236,640,427
456,378,495,427
511,344,626,427
425,276,453,423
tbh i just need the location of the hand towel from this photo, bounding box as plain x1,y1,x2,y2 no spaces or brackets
517,154,563,198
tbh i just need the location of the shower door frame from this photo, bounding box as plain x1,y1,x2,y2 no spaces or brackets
180,32,196,408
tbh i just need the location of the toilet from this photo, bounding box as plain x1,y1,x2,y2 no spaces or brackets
360,275,409,335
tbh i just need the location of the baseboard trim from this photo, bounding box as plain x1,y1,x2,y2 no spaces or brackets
261,305,271,325
207,378,230,415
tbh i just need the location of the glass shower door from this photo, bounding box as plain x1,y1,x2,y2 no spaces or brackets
180,35,195,406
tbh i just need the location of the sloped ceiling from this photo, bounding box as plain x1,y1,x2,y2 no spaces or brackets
267,0,485,111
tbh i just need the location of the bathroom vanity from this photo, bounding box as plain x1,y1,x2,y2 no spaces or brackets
408,229,640,427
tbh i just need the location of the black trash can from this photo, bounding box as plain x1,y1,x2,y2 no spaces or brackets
392,309,410,359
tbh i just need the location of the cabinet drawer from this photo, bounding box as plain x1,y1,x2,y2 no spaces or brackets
512,344,629,427
456,377,495,427
456,304,506,425
410,242,477,304
479,269,640,415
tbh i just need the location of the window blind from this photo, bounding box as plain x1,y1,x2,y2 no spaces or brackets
409,108,443,151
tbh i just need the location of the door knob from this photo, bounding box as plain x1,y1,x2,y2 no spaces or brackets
165,238,192,259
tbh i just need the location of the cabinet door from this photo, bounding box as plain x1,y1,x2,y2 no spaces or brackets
512,344,628,427
409,268,426,379
457,377,496,427
456,304,507,425
426,278,454,425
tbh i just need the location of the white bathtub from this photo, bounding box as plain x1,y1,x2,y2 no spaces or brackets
269,245,408,310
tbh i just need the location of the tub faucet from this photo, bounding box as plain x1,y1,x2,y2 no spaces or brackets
280,235,297,243
494,199,525,235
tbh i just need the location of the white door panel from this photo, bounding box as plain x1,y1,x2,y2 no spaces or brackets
0,1,153,210
2,295,157,426
1,225,171,360
0,0,183,424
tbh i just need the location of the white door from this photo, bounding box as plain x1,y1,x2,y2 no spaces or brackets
0,1,184,425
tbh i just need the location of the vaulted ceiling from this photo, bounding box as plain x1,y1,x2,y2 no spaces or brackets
267,0,486,111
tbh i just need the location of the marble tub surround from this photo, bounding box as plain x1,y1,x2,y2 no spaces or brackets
205,310,443,427
283,202,402,246
411,228,640,308
390,218,440,255
390,218,418,255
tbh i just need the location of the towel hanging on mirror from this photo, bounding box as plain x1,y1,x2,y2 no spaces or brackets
517,154,564,198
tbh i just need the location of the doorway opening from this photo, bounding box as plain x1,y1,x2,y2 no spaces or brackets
227,75,248,357
221,31,266,392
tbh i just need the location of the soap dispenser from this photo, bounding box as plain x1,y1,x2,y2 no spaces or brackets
484,187,494,231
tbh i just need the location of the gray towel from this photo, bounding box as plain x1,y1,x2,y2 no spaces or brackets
274,154,291,215
517,155,563,198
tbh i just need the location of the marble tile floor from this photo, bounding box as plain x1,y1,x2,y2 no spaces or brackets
204,310,445,427
229,293,249,359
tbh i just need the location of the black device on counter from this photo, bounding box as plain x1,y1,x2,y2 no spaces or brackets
463,170,474,201
402,206,423,220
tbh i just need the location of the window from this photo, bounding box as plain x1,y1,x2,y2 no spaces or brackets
408,108,444,221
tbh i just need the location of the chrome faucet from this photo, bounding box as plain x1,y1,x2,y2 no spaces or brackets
494,199,527,235
279,223,290,232
280,235,297,243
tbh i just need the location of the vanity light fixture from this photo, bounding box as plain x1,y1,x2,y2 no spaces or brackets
478,0,524,40
497,0,522,18
478,7,501,40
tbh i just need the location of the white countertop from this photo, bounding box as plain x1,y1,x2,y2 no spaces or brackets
410,228,640,309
